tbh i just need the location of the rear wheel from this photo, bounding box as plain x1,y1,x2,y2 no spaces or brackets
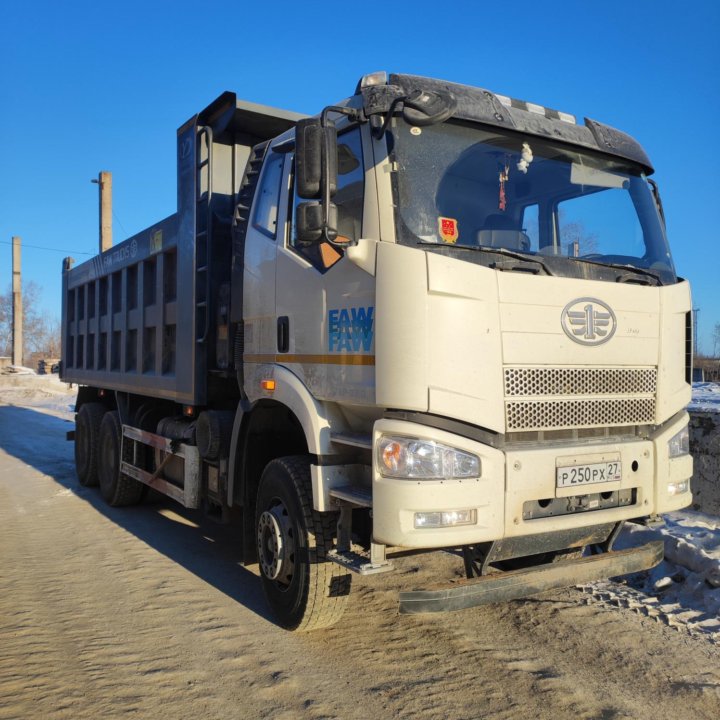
255,456,351,631
98,411,144,507
75,402,105,487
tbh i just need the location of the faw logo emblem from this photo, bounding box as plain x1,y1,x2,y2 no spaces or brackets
561,298,617,346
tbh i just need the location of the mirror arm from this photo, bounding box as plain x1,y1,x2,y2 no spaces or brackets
320,105,364,125
371,96,407,140
319,106,364,246
370,89,456,139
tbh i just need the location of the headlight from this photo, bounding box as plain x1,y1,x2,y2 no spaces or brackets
376,435,480,479
668,425,689,458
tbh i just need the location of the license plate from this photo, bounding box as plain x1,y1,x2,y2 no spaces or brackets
556,461,621,488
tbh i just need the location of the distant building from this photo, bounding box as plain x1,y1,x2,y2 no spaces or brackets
36,357,61,375
695,357,720,383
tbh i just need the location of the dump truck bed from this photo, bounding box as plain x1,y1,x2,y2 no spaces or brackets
61,94,303,405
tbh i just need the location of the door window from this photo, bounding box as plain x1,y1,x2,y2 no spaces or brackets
289,127,364,271
252,152,284,238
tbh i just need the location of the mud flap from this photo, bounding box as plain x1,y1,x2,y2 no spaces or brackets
398,540,663,614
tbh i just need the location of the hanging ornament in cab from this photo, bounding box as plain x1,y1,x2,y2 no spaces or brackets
498,159,510,210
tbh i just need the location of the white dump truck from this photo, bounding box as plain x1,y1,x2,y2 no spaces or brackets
61,72,693,630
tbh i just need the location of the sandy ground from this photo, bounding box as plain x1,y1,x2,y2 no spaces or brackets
1,378,720,719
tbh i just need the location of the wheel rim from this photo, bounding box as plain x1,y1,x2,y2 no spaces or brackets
257,502,295,587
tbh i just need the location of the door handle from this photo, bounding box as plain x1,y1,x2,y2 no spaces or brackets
277,316,289,353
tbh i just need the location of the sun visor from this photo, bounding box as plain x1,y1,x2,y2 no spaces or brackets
362,73,653,173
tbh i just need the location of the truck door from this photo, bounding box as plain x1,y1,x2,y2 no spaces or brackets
275,126,376,404
242,149,288,378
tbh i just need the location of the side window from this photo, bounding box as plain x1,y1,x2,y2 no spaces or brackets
521,204,539,251
290,127,364,270
252,152,284,238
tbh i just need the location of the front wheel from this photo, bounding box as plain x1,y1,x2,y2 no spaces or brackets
255,456,351,631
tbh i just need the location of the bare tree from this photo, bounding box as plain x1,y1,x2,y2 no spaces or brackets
713,322,720,358
560,217,599,256
0,281,60,363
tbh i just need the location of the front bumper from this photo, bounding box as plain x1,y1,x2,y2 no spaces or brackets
399,540,663,613
372,414,692,548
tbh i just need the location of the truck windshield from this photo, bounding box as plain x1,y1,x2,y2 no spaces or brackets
389,118,676,283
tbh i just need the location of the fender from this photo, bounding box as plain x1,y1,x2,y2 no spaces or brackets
226,398,252,507
74,385,99,412
227,364,346,506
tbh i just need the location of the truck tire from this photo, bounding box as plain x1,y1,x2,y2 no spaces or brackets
75,402,105,487
255,456,351,631
98,411,144,507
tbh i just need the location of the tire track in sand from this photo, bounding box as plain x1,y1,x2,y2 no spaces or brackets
1,402,719,720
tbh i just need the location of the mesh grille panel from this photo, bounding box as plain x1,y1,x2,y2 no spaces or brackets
504,367,657,397
506,397,655,431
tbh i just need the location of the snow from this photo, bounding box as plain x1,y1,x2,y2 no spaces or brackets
689,381,720,413
1,364,37,375
0,374,75,419
611,512,720,639
592,381,720,641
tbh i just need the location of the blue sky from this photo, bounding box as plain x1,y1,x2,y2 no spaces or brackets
1,1,718,353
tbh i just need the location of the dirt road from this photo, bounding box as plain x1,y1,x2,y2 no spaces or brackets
1,391,719,719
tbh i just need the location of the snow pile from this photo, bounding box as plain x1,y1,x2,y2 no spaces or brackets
613,383,720,639
690,381,720,413
0,374,75,419
1,364,36,375
585,512,720,641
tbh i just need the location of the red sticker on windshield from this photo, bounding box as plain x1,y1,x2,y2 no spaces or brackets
439,217,459,243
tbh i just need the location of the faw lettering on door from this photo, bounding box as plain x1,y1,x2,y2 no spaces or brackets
328,307,374,352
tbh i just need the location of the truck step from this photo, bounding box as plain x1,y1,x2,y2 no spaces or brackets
330,431,372,450
327,548,394,576
329,484,372,507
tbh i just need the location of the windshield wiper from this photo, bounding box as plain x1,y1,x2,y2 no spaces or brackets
416,241,553,276
573,257,663,286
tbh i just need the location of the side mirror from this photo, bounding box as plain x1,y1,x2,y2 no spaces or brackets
296,201,338,244
402,90,457,127
295,118,338,199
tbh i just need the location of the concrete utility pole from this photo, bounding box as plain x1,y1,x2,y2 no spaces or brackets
12,236,22,367
92,171,113,253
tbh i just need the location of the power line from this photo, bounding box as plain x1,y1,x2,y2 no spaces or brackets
112,209,128,236
0,240,94,256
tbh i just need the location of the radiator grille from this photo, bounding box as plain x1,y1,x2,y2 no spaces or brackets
506,398,655,431
503,366,657,431
504,367,657,396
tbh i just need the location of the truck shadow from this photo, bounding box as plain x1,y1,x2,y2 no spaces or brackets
0,403,273,624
